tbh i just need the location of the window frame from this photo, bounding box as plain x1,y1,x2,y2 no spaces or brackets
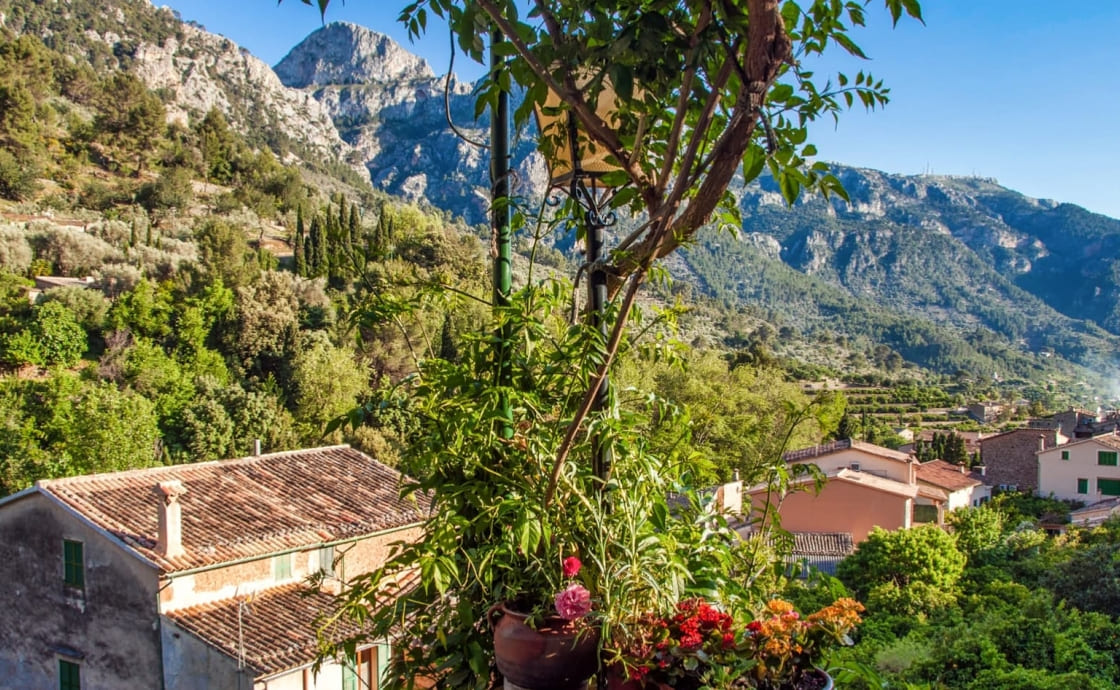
59,659,80,690
1077,478,1089,494
1098,478,1120,496
1061,450,1069,460
1098,451,1118,466
63,540,84,591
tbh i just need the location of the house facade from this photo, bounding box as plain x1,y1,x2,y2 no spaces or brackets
0,445,427,690
745,440,946,544
915,460,990,512
979,427,1065,492
1037,433,1120,503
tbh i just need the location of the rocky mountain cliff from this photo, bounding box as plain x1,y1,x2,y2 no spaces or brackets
0,0,357,171
3,2,1117,381
275,22,547,223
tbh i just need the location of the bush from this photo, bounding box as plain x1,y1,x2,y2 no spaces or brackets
0,226,32,274
0,148,39,200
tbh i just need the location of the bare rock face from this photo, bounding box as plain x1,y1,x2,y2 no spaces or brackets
274,22,434,88
275,22,547,224
130,22,356,168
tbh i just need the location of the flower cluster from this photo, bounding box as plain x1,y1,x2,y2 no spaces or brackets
554,556,592,621
612,597,865,689
615,599,740,689
742,598,865,689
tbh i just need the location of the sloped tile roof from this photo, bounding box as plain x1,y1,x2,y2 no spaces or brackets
788,532,854,557
916,460,983,492
783,439,913,464
38,446,429,573
166,583,360,678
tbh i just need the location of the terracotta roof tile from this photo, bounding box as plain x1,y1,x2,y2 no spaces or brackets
788,532,854,557
166,583,360,678
916,460,983,492
783,439,913,464
38,446,429,573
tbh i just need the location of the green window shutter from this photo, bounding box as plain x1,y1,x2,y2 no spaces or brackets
59,660,80,690
273,554,292,580
1077,478,1089,494
1098,478,1120,496
342,653,357,690
63,540,84,589
1098,451,1118,466
1061,450,1069,460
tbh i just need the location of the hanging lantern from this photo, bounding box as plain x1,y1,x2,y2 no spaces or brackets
534,70,632,189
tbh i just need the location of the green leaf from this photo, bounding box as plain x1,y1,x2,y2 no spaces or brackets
741,143,768,184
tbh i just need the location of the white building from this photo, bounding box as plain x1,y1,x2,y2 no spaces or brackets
1037,433,1120,502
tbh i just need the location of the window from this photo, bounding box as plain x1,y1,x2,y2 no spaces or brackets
1077,478,1089,494
273,554,292,580
1061,450,1070,460
63,540,84,590
320,546,335,577
1099,478,1120,496
849,463,861,472
342,648,377,690
357,647,377,690
1098,451,1118,466
59,659,80,690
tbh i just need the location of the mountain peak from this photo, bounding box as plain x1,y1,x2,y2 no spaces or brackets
274,22,434,88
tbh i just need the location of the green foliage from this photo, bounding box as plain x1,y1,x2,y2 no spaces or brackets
325,282,770,688
193,219,260,290
837,528,967,604
290,335,368,435
639,350,842,484
66,380,160,474
947,505,1006,565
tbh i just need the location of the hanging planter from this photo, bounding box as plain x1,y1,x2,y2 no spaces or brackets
492,603,600,690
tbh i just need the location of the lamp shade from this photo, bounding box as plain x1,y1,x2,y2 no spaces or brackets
534,71,632,189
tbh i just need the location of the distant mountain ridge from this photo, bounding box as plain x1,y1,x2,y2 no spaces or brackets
4,3,1119,382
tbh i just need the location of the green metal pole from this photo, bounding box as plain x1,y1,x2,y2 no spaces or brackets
490,29,513,437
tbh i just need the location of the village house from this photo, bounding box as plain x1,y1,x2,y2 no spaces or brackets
915,459,990,514
743,439,948,544
1037,432,1120,503
0,445,427,690
979,427,1065,493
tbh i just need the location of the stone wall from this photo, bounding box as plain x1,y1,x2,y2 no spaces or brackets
979,428,1062,492
0,494,163,690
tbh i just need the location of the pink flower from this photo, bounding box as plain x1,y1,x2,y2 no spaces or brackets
562,556,582,578
554,583,592,620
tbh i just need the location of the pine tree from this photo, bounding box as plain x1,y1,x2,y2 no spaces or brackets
438,315,457,362
309,215,325,277
294,206,306,277
348,204,360,248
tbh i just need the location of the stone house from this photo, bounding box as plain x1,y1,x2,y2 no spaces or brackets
979,427,1066,492
0,445,427,690
744,440,947,543
1037,433,1120,503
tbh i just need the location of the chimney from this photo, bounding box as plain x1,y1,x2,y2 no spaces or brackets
254,438,262,456
1038,435,1046,452
974,464,986,476
154,480,188,559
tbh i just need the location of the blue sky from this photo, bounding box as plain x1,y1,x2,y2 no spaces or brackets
162,1,1120,220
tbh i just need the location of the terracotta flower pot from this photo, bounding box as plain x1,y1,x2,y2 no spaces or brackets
492,603,600,690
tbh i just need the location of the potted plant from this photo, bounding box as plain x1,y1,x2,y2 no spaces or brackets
607,597,865,690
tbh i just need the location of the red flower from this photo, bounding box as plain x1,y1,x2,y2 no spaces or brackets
747,620,762,633
562,555,582,578
722,632,735,649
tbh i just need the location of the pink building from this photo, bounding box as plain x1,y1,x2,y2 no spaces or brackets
745,440,947,543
